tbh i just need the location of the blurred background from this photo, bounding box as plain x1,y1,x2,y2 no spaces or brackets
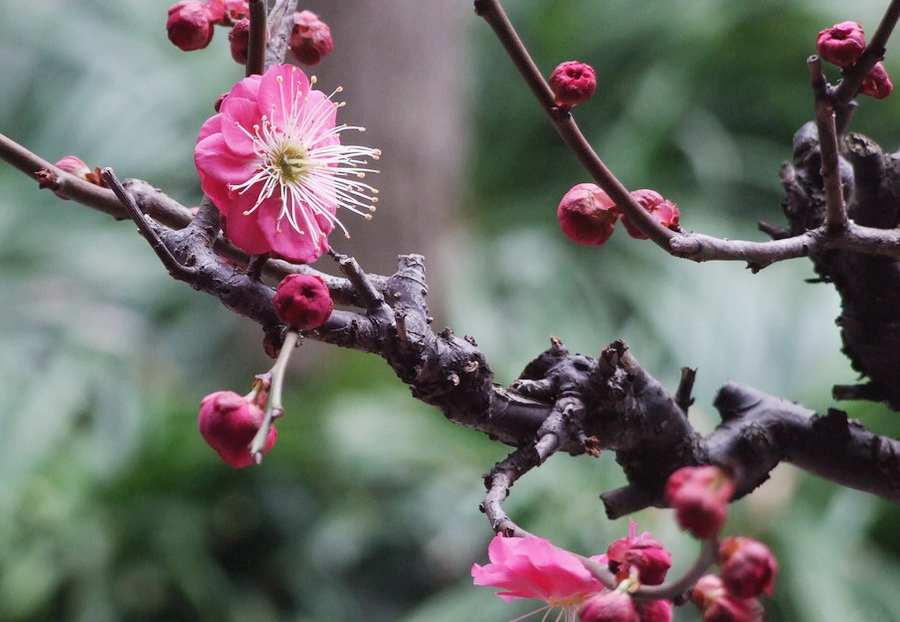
2,0,900,620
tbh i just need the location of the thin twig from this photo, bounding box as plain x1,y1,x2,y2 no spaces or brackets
808,56,848,231
474,0,675,248
100,167,196,279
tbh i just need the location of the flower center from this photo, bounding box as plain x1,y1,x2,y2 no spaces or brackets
275,141,312,184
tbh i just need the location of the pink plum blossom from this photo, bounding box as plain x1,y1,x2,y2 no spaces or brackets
472,535,606,620
194,64,380,264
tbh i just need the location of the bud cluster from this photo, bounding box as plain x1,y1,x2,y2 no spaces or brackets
816,21,893,99
166,2,334,67
557,184,680,246
691,538,777,621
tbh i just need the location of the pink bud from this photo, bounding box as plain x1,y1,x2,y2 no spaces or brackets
816,21,866,67
578,590,639,622
198,390,276,468
606,520,672,586
289,10,334,66
48,156,104,199
665,466,734,539
621,189,680,240
557,183,619,245
205,0,250,23
55,155,92,179
718,537,777,599
273,273,334,330
228,18,250,64
860,61,893,99
167,1,214,51
549,61,597,108
634,599,673,622
692,575,764,622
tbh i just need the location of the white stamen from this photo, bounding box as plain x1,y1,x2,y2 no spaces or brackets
227,70,380,245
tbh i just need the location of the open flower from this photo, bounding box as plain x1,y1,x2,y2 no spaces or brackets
472,535,606,621
195,63,380,264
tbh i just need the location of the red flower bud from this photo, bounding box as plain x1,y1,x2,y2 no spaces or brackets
665,466,734,539
198,390,276,468
578,590,639,622
48,156,105,199
860,61,893,99
228,18,250,64
621,189,680,239
205,0,250,23
167,1,214,51
549,61,597,108
718,537,777,599
692,575,764,622
557,183,619,245
816,21,866,67
273,273,334,330
289,10,334,66
606,519,672,586
55,155,92,179
634,599,673,622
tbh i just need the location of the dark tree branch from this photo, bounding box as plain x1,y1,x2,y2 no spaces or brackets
779,122,900,409
246,0,267,76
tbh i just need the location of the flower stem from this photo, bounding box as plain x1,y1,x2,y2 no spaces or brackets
249,330,300,461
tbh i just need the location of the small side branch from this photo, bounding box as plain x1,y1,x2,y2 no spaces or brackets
808,56,849,231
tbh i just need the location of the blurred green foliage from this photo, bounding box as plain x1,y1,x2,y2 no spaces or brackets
2,1,900,621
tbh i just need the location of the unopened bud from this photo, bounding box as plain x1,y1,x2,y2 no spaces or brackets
205,0,250,23
549,61,597,108
718,537,778,599
634,599,673,622
289,10,334,66
816,21,866,67
557,183,619,245
273,273,334,330
167,0,214,51
665,466,734,539
861,61,893,99
198,390,276,468
692,575,764,622
48,155,104,199
578,590,638,622
229,18,250,64
621,189,680,240
606,519,672,586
